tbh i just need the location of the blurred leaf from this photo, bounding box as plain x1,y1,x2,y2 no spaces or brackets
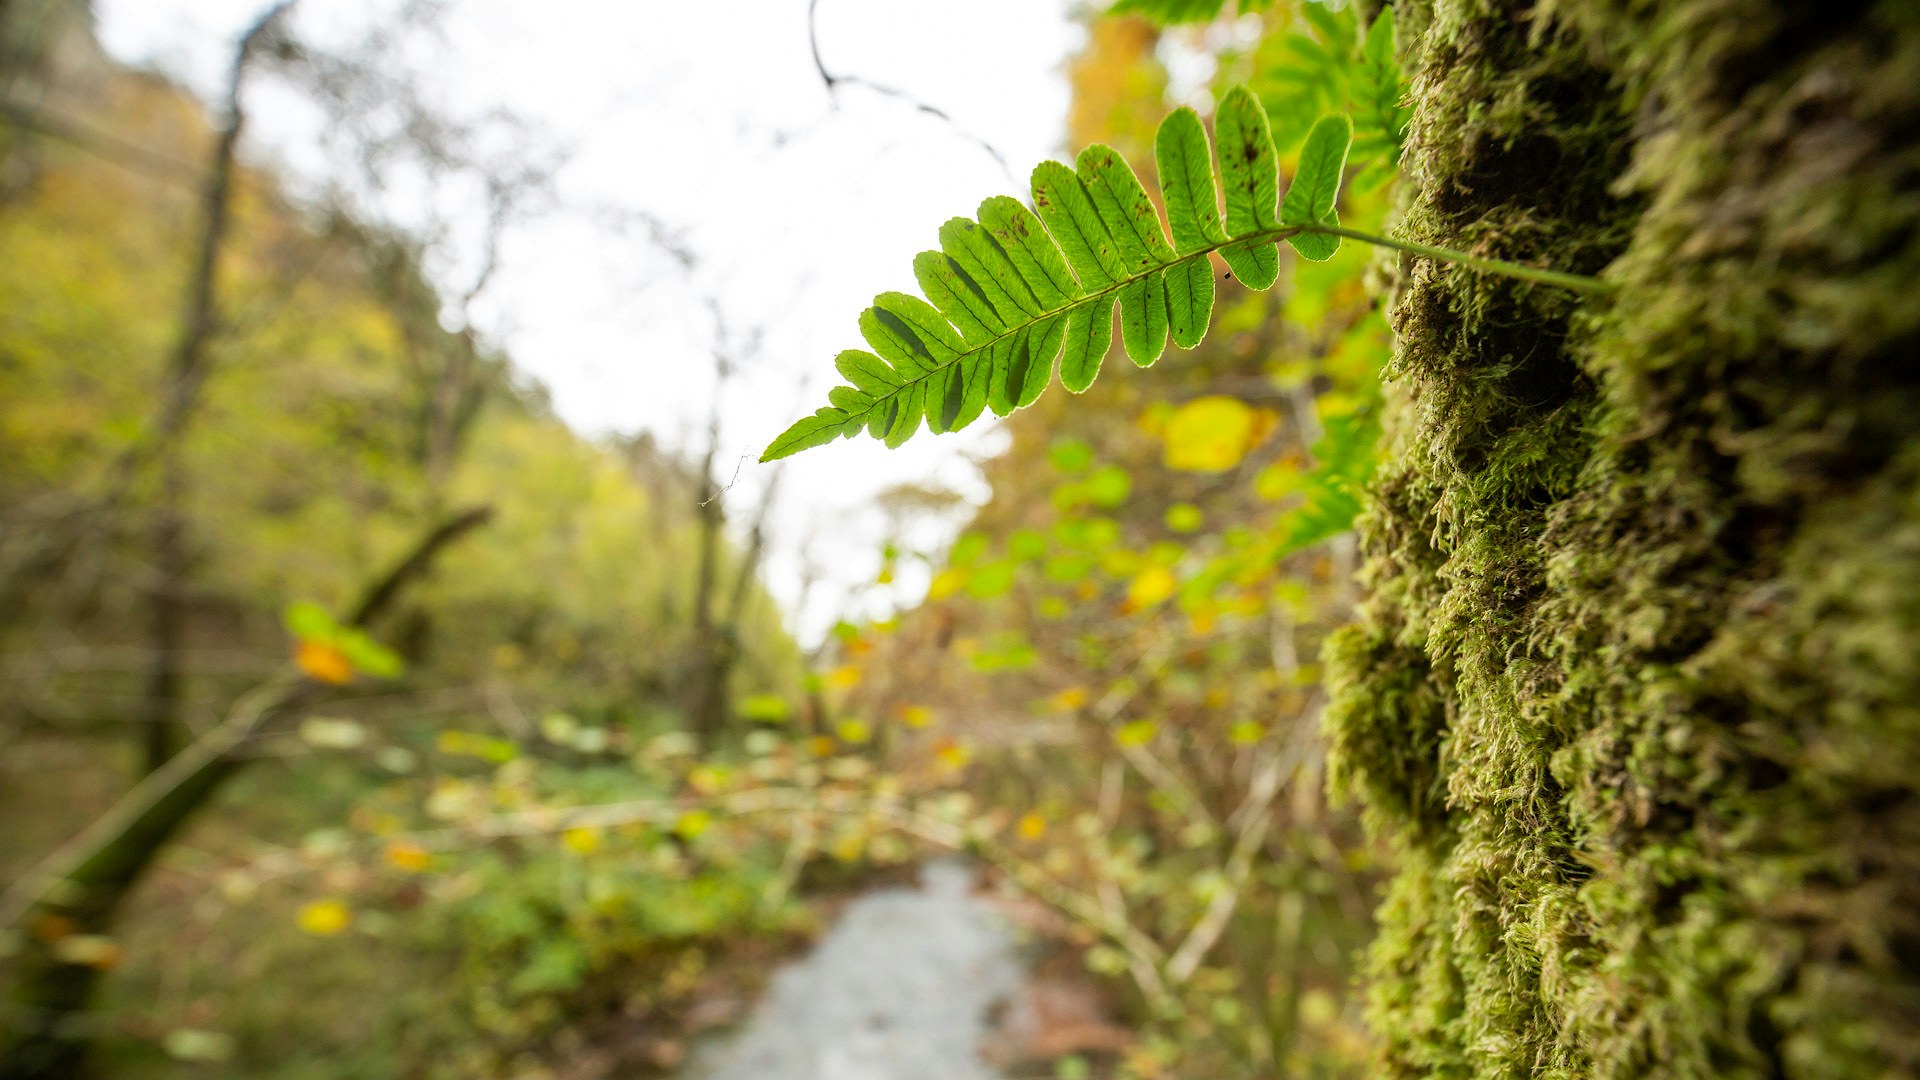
294,640,355,685
673,810,712,840
1163,396,1277,473
1009,528,1048,561
49,934,121,969
335,627,405,679
1017,812,1048,841
927,566,969,600
967,561,1017,599
1127,566,1179,610
162,1030,236,1064
1049,437,1096,473
384,841,433,872
1086,464,1133,507
298,717,366,750
737,694,790,723
282,601,338,642
1165,503,1204,532
297,899,352,936
950,531,990,565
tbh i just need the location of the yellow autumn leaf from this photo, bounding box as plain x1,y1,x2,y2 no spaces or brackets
836,718,872,744
934,740,972,770
829,832,866,863
50,934,122,969
1049,687,1090,712
926,568,968,601
1126,566,1178,611
294,639,354,685
383,840,432,872
562,827,602,855
1115,719,1158,747
673,810,712,840
1162,395,1278,473
688,764,731,794
296,899,352,936
1229,720,1266,745
1016,812,1047,841
898,705,935,728
825,664,862,691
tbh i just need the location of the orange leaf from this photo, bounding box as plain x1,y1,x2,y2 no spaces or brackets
384,841,432,872
295,640,354,685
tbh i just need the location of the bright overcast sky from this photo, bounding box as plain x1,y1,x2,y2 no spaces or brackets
93,0,1082,643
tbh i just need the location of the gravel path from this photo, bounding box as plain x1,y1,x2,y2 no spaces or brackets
690,860,1023,1080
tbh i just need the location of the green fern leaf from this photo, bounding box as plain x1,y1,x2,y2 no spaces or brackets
1214,86,1282,291
761,88,1356,463
1155,107,1228,253
1280,113,1353,261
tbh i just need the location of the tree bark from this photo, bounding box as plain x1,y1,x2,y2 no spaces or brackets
1325,1,1920,1077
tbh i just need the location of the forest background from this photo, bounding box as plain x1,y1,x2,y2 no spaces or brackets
4,0,1915,1078
0,1,1388,1076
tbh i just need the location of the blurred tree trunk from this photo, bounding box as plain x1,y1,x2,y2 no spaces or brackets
1325,1,1920,1076
0,506,488,1080
687,410,727,749
133,3,290,775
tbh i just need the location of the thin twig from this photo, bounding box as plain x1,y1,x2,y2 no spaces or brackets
806,0,1013,184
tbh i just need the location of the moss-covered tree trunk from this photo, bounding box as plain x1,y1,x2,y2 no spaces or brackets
1325,0,1920,1076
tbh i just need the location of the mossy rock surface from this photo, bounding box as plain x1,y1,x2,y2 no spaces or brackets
1326,0,1920,1076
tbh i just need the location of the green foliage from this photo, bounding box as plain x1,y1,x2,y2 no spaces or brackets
1237,4,1405,182
0,47,808,1077
1107,0,1270,24
1350,8,1409,171
283,602,405,679
763,88,1355,462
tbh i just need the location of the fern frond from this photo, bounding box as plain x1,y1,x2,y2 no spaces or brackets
762,76,1607,463
1249,4,1355,152
1351,7,1410,170
762,87,1351,463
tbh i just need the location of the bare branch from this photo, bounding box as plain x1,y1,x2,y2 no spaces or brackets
806,0,1013,184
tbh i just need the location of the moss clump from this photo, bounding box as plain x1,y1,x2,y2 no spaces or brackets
1326,0,1920,1076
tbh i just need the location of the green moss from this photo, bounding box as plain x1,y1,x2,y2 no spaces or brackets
1326,0,1920,1076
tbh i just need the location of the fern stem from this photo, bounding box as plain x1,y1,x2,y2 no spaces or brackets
1303,223,1611,294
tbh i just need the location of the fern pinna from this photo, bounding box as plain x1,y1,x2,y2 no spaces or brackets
761,86,1600,463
